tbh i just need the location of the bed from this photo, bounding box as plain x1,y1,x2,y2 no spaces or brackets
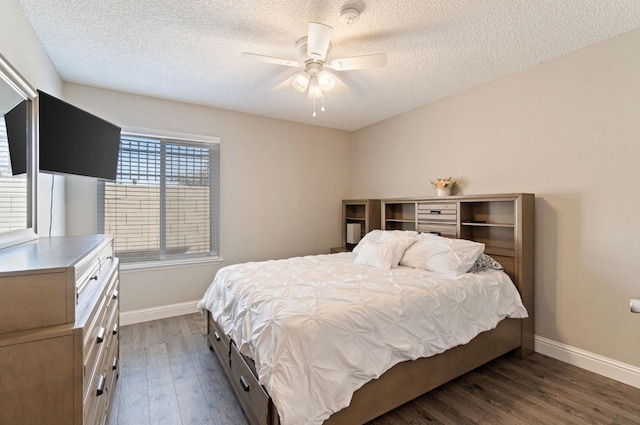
199,194,535,425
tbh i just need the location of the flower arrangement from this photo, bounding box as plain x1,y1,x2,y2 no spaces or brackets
430,177,457,190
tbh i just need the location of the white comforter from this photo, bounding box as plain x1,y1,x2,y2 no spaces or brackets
198,253,528,425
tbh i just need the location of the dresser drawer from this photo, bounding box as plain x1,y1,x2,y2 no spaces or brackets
229,342,270,425
83,334,110,425
83,261,118,398
105,335,120,394
100,335,120,425
417,223,457,238
83,292,118,425
418,202,456,211
85,328,118,425
417,203,457,222
76,238,115,303
83,295,109,395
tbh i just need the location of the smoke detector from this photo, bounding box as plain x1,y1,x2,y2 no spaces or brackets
339,4,361,25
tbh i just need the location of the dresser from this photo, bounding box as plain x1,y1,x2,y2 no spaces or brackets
0,235,119,425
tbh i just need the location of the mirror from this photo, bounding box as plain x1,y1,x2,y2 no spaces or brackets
0,53,38,250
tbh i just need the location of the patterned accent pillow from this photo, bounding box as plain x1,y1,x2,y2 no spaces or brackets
467,253,504,273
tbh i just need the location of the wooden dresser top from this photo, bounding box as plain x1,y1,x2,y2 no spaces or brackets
0,234,112,276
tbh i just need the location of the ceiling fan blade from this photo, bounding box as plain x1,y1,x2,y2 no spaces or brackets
330,73,350,94
242,52,300,67
307,22,333,60
270,74,297,92
329,53,387,71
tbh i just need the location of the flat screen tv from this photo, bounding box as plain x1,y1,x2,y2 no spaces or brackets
38,90,121,181
4,99,28,175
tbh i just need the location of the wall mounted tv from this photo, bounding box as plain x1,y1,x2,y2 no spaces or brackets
4,99,28,175
38,90,121,181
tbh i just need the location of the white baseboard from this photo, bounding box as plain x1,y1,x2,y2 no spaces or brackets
119,300,200,326
535,335,640,389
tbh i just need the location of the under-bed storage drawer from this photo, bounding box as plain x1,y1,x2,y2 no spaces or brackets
229,342,270,425
208,313,231,369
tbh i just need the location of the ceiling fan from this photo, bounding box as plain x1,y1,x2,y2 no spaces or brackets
242,22,387,116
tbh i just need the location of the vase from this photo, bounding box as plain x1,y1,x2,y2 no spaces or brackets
436,187,451,197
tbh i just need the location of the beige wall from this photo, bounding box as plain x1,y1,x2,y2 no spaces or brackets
352,30,640,368
0,1,62,96
0,0,66,237
63,83,352,312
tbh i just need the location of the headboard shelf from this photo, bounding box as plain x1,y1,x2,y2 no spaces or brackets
462,222,514,228
382,193,535,357
483,247,516,258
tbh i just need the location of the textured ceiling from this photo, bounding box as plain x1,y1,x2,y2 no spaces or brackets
16,0,640,131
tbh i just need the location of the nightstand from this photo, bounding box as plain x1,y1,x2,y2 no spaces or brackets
330,246,349,254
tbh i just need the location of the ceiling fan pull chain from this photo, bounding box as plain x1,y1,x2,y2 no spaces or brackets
312,96,317,117
321,94,325,112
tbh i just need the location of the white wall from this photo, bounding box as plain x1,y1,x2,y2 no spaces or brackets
0,0,66,237
352,29,640,368
63,83,352,312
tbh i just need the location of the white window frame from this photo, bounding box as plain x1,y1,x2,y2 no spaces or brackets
98,128,221,270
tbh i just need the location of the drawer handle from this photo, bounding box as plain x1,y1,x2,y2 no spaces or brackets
112,324,119,335
429,210,441,215
429,231,442,236
90,274,98,281
112,357,118,371
96,374,106,396
239,376,250,392
112,290,118,300
214,331,221,341
96,327,106,344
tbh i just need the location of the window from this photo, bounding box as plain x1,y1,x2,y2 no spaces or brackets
98,132,219,265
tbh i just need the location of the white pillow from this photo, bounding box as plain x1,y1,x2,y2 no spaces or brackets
353,231,417,269
354,240,396,270
399,233,485,276
353,230,418,254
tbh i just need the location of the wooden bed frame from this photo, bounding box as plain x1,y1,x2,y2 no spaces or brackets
205,193,535,425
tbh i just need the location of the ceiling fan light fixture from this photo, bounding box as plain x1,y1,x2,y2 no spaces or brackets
307,76,323,99
317,70,335,91
292,71,311,92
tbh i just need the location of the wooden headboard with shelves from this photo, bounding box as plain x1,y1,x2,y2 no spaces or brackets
381,193,535,357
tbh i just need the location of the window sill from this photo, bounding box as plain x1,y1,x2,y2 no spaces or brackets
120,255,223,272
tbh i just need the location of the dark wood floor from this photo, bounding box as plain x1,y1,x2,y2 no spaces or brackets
107,314,640,425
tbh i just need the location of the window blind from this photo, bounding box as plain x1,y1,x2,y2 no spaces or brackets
98,134,219,263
